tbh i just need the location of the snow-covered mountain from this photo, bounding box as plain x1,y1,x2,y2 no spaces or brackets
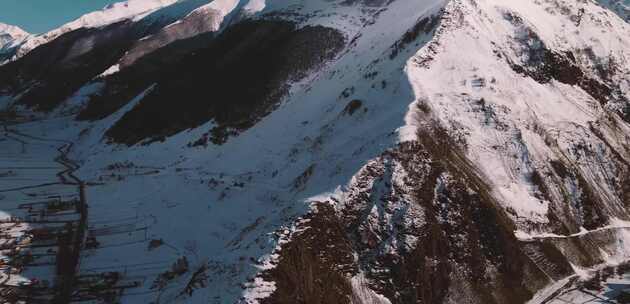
1,0,630,303
0,0,179,64
0,23,28,44
0,23,30,63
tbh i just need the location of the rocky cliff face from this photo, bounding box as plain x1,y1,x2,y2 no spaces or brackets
250,0,630,302
1,0,630,303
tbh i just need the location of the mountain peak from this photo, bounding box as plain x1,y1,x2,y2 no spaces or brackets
0,22,29,39
0,22,30,60
62,0,179,31
2,0,179,64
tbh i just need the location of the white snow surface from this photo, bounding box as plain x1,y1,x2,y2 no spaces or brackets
2,0,178,63
406,0,630,226
2,0,630,303
0,22,29,42
0,22,30,61
4,0,448,301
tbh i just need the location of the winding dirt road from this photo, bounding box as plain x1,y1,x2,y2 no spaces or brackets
1,124,88,304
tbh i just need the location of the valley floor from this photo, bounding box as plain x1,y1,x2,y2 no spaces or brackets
0,120,86,302
0,111,297,303
0,116,148,303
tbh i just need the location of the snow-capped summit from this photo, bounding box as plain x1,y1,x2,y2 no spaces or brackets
0,22,29,47
56,0,179,31
2,0,178,64
0,22,29,39
0,22,30,64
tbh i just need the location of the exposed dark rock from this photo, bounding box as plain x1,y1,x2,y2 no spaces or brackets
574,171,609,230
509,49,613,106
293,165,316,191
0,43,19,64
342,99,363,116
390,13,441,59
260,203,356,304
503,10,615,107
550,160,570,179
263,132,554,304
623,99,630,124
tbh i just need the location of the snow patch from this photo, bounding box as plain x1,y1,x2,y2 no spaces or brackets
350,274,392,304
98,64,121,78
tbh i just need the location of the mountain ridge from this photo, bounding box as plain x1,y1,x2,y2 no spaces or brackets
1,0,630,303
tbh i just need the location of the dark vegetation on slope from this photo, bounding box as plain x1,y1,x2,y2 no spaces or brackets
76,31,216,121
0,18,177,112
0,22,133,111
105,20,345,145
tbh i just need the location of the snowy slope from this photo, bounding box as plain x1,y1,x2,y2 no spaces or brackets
0,23,29,45
114,0,248,69
2,0,178,64
0,23,30,64
1,0,630,303
407,0,630,232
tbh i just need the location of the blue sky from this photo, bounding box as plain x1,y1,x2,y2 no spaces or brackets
0,0,121,33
